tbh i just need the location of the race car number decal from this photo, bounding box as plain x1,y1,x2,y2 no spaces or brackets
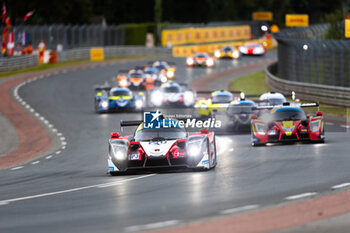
130,153,139,160
149,141,167,145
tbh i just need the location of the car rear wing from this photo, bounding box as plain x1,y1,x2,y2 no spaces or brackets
196,90,242,95
300,102,319,108
243,91,296,100
120,120,143,127
120,120,143,133
134,66,145,71
147,61,176,66
118,70,130,74
95,86,112,92
252,102,319,110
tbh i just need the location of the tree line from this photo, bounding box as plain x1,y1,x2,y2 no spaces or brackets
4,0,346,26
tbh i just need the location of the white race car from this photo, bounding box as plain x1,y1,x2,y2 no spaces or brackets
107,119,217,175
239,42,266,56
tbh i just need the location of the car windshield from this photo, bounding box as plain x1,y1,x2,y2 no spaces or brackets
130,73,143,78
247,43,260,48
196,54,207,58
223,47,233,52
227,104,255,114
164,86,181,93
111,90,132,96
212,95,232,103
268,98,285,106
154,65,168,70
135,127,186,141
273,109,306,121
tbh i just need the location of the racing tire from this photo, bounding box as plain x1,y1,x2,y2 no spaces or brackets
211,136,217,169
109,171,127,176
252,142,266,147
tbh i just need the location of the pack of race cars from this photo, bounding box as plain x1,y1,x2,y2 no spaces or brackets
94,58,325,175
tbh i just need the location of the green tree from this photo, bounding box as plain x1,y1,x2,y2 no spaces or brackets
325,10,344,39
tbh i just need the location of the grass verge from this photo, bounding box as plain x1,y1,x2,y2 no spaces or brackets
229,71,350,118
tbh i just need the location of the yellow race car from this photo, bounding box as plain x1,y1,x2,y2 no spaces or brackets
214,46,240,59
195,90,239,117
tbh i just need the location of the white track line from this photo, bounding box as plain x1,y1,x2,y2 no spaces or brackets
332,183,350,190
124,220,180,232
12,75,68,168
31,161,40,165
0,174,155,206
11,166,23,171
340,125,350,129
220,205,259,215
285,192,317,201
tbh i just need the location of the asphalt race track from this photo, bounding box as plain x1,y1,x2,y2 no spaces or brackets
0,51,349,233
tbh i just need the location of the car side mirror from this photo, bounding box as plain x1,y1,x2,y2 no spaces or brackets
306,114,312,119
110,133,119,139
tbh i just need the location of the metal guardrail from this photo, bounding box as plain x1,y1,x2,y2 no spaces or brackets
0,46,171,72
0,55,39,72
266,63,350,108
58,46,171,62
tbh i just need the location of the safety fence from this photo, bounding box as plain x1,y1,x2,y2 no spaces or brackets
0,55,38,72
266,63,350,108
0,46,171,72
58,46,171,63
273,24,350,88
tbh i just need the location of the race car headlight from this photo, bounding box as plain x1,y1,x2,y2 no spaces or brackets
151,91,163,106
160,75,167,83
186,58,194,65
110,143,128,160
239,46,247,54
115,150,126,160
253,47,264,54
184,91,195,106
135,99,143,109
214,50,221,58
119,79,128,87
233,50,240,59
268,129,277,135
282,126,295,133
310,120,321,132
206,59,214,67
101,101,109,109
188,145,200,157
254,123,267,135
167,70,174,78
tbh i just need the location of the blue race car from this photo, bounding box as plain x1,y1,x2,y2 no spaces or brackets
95,87,144,113
226,98,258,131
